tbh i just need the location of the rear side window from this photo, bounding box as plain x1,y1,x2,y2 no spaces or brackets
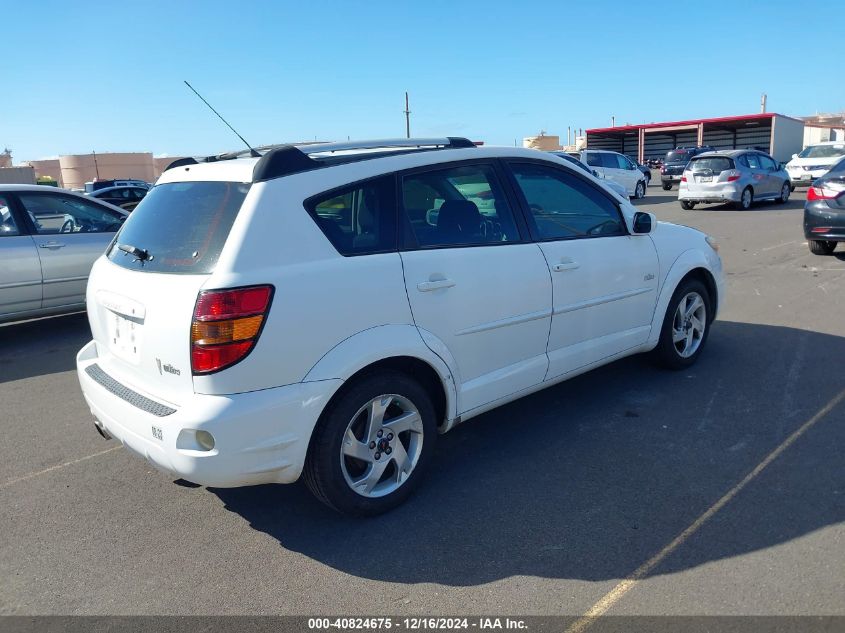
583,153,602,167
689,157,734,173
107,181,249,274
306,176,397,256
745,154,762,169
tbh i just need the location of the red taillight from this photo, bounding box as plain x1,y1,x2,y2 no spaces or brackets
811,227,832,233
726,171,741,182
681,175,687,182
807,186,836,201
191,285,273,374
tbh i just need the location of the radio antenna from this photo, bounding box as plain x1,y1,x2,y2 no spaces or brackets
184,80,259,157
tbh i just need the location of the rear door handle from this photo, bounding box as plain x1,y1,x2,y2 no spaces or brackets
39,241,66,249
417,279,456,292
552,261,579,272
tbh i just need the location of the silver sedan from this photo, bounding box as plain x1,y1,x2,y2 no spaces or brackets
0,184,128,324
677,150,791,210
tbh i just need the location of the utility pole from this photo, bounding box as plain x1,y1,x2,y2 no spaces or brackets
404,92,411,138
92,150,100,179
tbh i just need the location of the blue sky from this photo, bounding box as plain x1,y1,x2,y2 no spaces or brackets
3,0,843,161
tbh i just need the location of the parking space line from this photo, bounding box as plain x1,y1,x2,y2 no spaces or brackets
0,446,121,491
565,386,845,633
761,240,796,251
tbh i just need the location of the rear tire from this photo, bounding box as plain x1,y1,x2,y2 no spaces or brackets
634,181,646,199
680,200,696,210
652,278,712,370
304,370,437,516
808,240,836,256
776,182,790,204
662,183,672,191
734,187,753,210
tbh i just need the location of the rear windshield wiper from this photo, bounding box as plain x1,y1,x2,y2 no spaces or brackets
117,243,153,262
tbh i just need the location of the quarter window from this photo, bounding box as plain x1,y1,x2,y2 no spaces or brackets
401,164,520,248
510,163,625,240
0,196,19,236
307,176,397,256
18,193,125,235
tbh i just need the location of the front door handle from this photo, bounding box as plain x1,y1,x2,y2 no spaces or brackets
39,241,66,249
552,261,580,272
417,278,456,292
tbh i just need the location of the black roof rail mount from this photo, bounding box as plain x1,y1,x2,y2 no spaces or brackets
253,137,476,183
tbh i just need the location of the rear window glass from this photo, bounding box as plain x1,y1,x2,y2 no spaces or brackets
665,150,691,163
689,157,734,173
106,181,249,274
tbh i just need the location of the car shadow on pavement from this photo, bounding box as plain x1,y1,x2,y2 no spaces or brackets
212,321,845,586
0,312,90,383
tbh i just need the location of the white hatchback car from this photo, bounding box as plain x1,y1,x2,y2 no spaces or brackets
77,138,723,515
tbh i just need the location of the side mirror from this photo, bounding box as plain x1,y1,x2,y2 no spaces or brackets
632,211,654,234
592,169,600,177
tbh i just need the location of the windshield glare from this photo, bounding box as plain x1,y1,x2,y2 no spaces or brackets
797,144,845,159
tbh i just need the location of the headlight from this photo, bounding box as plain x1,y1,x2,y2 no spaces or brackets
705,235,719,252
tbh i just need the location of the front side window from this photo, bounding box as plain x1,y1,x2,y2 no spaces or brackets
401,164,520,248
0,196,19,236
758,155,777,171
308,176,396,256
510,163,625,240
18,193,125,235
600,153,619,169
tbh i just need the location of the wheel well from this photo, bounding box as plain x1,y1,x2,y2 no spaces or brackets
332,356,449,429
681,267,718,321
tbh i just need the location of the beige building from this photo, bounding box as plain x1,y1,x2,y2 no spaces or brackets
153,156,189,179
523,133,561,151
57,152,155,190
24,158,63,185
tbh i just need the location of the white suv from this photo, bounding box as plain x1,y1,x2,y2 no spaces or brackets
76,138,723,515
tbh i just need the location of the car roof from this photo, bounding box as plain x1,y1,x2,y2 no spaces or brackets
156,144,588,186
88,185,147,195
0,184,129,213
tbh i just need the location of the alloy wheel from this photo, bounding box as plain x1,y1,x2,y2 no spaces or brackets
340,394,424,498
672,292,707,358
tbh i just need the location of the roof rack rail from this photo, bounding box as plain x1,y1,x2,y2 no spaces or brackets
252,137,476,182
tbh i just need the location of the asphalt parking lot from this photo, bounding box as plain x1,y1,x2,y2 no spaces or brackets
1,182,843,617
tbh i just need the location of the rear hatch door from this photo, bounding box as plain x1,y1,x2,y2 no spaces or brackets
86,180,250,404
686,156,735,192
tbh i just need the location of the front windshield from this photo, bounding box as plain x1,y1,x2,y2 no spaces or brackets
797,144,845,159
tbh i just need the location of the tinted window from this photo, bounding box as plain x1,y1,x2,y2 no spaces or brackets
665,150,691,163
0,195,19,236
107,181,248,274
689,157,735,173
737,155,749,168
510,163,624,240
401,164,520,248
745,154,762,169
554,154,591,174
18,193,125,235
759,155,777,171
600,153,619,169
307,176,396,256
583,152,602,167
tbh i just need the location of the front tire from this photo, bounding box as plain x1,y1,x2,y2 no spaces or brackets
304,370,437,516
808,240,836,256
680,200,696,210
652,279,711,370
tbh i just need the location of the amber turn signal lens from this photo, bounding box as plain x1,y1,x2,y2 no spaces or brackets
191,315,264,345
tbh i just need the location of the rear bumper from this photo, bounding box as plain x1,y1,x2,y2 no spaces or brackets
678,183,742,204
76,340,340,487
661,174,683,184
804,203,845,242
